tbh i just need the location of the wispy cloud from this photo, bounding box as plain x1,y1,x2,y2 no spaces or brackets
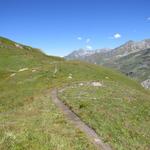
108,33,122,40
113,33,122,39
86,45,93,50
147,17,150,21
86,38,91,43
77,37,82,40
77,36,93,50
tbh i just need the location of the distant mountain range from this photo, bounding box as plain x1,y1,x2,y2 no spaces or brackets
65,39,150,88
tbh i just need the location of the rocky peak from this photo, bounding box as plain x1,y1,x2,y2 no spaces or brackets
65,48,111,59
113,39,150,56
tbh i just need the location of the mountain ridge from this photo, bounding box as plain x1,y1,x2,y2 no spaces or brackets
66,39,150,60
65,39,150,88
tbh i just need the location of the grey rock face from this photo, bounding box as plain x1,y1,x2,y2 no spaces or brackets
66,39,150,60
65,48,111,60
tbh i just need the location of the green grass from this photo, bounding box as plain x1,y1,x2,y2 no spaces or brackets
0,58,96,149
0,38,96,149
0,36,150,149
58,81,150,150
0,91,96,150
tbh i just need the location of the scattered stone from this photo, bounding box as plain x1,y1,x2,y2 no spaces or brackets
10,73,16,77
68,73,72,79
32,69,36,72
91,82,102,87
94,138,101,143
141,79,150,89
18,68,28,72
68,76,72,79
79,83,84,86
15,43,23,49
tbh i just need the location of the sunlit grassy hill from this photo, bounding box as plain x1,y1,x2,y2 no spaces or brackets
0,37,149,150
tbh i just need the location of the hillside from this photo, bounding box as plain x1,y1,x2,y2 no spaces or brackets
106,48,150,81
0,37,150,150
65,39,150,88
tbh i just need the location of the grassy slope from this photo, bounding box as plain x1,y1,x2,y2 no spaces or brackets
0,38,96,149
58,82,150,150
0,37,149,149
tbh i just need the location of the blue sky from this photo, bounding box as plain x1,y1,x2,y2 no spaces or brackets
0,0,150,56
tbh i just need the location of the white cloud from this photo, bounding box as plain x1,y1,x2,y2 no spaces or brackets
86,38,91,43
147,17,150,21
113,33,122,39
77,37,82,40
86,45,93,50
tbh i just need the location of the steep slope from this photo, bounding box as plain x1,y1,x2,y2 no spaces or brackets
0,36,149,149
106,48,150,81
110,39,150,57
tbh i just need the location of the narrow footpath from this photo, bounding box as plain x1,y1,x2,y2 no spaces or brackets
51,89,112,150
